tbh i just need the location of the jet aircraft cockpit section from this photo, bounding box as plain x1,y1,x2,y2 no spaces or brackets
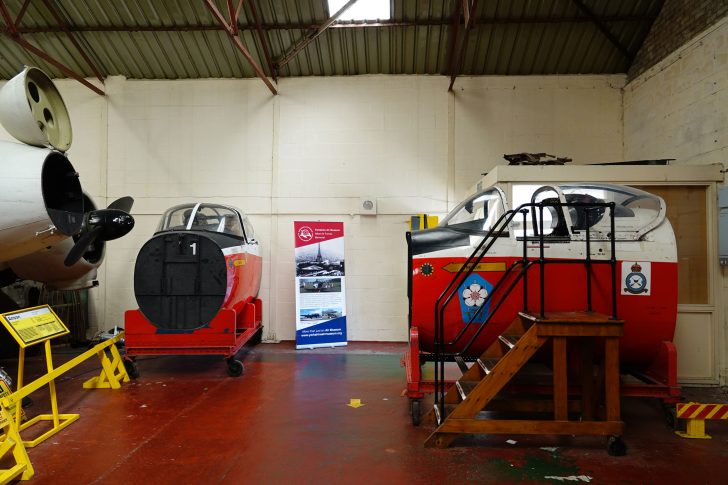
157,203,248,240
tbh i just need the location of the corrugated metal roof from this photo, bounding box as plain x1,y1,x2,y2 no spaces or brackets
0,0,663,88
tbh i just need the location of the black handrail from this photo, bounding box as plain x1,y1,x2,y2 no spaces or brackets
434,208,527,340
432,207,524,406
432,200,618,418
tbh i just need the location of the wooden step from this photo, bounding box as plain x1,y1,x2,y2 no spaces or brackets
454,356,469,374
504,316,532,335
477,358,500,374
455,380,478,400
433,403,457,420
519,311,624,338
520,310,618,324
498,335,520,349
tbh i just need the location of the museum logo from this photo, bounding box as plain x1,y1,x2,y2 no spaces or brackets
297,226,314,242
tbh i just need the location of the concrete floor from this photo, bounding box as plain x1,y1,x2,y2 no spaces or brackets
2,341,727,484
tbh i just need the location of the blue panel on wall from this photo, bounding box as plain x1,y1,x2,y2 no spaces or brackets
719,187,728,265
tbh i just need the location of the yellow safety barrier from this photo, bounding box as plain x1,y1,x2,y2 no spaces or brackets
675,402,728,439
0,406,33,483
2,333,129,447
0,332,129,482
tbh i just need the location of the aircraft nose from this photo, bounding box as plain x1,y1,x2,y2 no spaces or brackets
409,227,470,256
134,232,227,329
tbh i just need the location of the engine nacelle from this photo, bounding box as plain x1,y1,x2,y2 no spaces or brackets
0,141,83,262
0,66,136,291
0,66,72,150
8,233,99,291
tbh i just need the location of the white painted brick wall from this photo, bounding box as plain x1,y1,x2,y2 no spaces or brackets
624,16,728,384
0,74,624,342
454,75,625,197
624,16,728,165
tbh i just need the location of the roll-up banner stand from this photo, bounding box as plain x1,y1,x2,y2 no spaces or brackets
294,222,347,349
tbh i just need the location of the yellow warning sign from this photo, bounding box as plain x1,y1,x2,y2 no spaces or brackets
443,262,506,273
0,305,69,348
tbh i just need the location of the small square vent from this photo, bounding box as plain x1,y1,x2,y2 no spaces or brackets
359,197,377,215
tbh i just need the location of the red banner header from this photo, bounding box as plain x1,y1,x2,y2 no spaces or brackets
294,221,344,248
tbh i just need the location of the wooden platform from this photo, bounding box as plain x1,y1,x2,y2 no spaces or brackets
425,311,626,454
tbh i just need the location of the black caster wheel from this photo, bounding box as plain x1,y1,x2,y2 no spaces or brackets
663,404,678,430
607,436,627,456
124,359,140,379
411,400,421,426
250,328,263,345
227,359,244,377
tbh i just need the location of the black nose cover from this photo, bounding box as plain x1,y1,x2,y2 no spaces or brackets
134,232,227,330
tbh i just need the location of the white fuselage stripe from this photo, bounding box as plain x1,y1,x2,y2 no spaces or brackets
222,244,260,257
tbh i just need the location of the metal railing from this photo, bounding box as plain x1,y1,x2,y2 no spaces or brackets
432,200,618,419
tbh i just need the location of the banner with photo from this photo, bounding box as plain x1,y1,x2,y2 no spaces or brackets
294,221,347,349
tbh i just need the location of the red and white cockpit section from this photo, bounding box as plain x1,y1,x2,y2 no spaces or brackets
408,181,677,368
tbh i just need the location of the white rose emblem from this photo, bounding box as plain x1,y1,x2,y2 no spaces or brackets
462,283,487,307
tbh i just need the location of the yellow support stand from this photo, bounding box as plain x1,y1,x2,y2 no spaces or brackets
14,340,80,448
0,406,33,483
0,333,130,449
676,418,711,439
0,305,130,480
83,338,130,389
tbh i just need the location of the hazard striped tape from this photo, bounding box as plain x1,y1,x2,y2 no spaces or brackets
676,402,728,420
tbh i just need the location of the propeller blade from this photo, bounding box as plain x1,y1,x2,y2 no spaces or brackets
64,226,104,266
107,196,134,213
88,209,135,241
63,195,135,266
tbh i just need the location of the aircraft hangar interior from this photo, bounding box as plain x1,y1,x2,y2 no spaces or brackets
0,1,727,483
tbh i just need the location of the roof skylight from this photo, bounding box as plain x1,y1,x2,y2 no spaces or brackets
328,0,391,21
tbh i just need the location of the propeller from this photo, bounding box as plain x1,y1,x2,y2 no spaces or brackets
64,196,135,267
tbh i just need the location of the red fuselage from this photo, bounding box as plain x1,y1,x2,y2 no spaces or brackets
410,254,677,367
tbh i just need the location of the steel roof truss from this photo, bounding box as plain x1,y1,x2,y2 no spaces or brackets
0,0,104,95
275,0,359,70
571,0,633,62
40,0,105,83
448,0,479,91
203,0,277,94
248,0,276,80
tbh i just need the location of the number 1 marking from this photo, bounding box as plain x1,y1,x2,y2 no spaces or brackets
190,242,197,255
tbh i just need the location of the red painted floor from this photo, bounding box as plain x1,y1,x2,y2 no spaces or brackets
2,341,727,484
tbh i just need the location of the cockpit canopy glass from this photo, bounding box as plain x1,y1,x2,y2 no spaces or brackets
510,183,663,239
439,183,663,239
439,189,506,234
157,203,246,238
558,183,662,231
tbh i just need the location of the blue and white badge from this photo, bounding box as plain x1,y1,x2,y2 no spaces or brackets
458,274,493,324
621,261,651,296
